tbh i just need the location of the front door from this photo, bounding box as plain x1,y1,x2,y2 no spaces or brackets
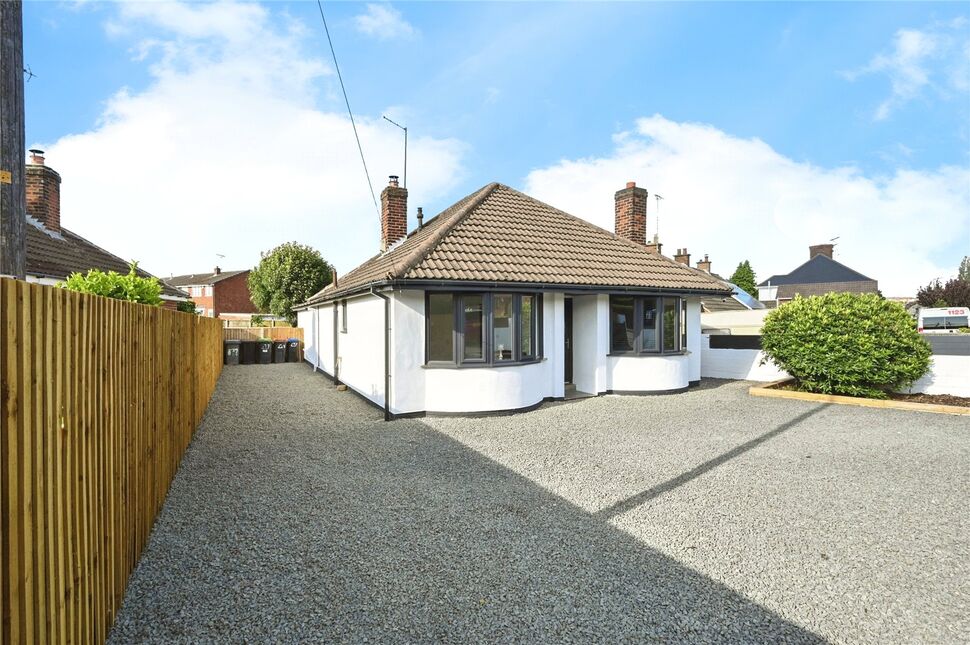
564,298,573,384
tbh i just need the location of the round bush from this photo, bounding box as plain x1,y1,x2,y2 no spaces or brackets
760,293,931,399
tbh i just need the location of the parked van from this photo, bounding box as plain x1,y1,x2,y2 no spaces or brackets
917,306,969,333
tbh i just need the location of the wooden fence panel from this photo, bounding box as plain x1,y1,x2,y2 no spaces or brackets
0,278,223,643
221,326,303,342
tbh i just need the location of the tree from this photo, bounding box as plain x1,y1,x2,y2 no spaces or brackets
760,293,930,399
61,262,162,306
959,256,970,281
729,260,758,298
917,278,970,308
248,242,332,324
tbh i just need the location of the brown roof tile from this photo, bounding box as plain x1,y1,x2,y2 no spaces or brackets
26,220,187,298
303,183,729,305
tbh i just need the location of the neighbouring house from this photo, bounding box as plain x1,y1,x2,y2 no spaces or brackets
757,244,878,307
295,177,731,418
669,248,764,313
23,150,189,308
164,268,257,318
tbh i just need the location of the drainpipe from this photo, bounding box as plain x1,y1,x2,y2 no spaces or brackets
332,302,339,385
370,287,392,421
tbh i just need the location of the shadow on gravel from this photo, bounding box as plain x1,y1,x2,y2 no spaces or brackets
109,365,827,643
595,405,827,520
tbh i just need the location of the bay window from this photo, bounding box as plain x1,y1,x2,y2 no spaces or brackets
426,292,542,366
610,295,686,354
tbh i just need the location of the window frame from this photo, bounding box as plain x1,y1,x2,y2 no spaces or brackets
609,295,686,355
424,291,543,368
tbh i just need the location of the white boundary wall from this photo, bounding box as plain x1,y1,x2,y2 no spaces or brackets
905,355,970,397
700,334,970,397
700,334,788,381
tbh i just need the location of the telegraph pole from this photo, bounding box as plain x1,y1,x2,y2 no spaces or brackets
0,0,26,278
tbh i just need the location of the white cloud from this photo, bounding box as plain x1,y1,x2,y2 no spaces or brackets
844,19,970,120
524,116,970,296
38,0,463,278
354,3,415,40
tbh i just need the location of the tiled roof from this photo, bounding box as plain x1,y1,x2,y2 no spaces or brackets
304,183,730,305
702,296,749,312
166,270,248,287
26,219,187,298
758,254,874,287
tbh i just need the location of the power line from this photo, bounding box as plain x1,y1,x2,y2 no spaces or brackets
315,0,380,223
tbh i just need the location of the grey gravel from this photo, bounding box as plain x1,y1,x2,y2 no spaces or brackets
109,365,969,644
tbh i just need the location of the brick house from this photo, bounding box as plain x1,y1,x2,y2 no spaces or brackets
22,150,189,308
757,244,878,306
165,268,257,318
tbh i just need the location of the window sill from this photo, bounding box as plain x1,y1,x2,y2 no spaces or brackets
422,358,545,370
607,350,688,357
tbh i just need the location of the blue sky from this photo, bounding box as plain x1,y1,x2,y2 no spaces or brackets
22,1,970,295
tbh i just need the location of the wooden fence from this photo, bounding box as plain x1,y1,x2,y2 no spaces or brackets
222,327,303,342
0,278,223,643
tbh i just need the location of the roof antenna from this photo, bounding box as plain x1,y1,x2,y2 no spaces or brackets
654,194,664,240
382,115,408,189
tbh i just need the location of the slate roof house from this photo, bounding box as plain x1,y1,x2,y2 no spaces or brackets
296,177,730,418
668,249,764,313
165,268,256,318
23,151,187,306
757,244,878,306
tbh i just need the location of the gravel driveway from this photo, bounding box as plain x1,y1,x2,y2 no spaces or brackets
109,364,969,644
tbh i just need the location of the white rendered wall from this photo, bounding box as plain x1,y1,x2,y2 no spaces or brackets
686,298,702,384
906,355,970,397
391,290,427,414
424,362,553,413
699,334,788,381
297,309,316,367
335,294,387,406
607,354,690,392
571,294,608,394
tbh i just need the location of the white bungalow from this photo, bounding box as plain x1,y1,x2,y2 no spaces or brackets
296,177,731,419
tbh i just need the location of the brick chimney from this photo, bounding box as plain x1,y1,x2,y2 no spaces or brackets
673,248,691,265
381,175,408,252
809,244,834,259
614,181,647,245
25,149,62,233
644,234,662,255
214,266,222,275
696,254,711,273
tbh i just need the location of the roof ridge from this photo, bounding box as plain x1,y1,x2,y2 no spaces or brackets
395,182,499,279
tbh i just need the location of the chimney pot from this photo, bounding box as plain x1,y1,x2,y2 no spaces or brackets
614,181,648,245
214,266,221,275
29,148,45,165
388,175,399,187
674,248,691,265
416,206,424,230
696,254,712,273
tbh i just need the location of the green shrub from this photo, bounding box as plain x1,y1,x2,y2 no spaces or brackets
61,262,162,306
250,314,265,326
176,300,198,314
760,293,931,399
